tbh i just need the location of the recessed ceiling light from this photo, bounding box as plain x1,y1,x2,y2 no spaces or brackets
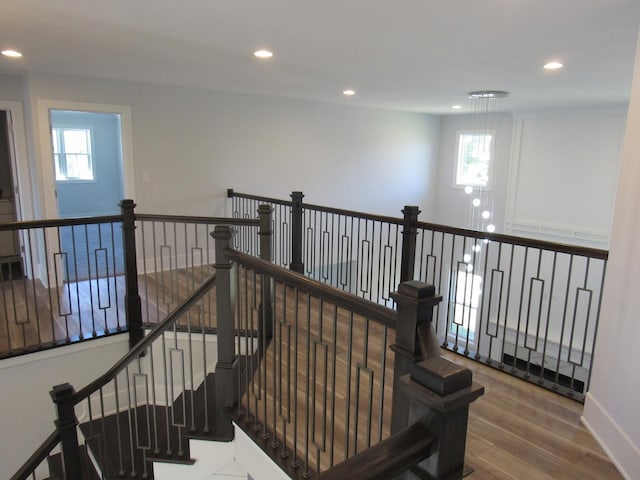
452,105,462,110
343,89,356,96
1,49,22,58
544,61,563,70
254,49,273,59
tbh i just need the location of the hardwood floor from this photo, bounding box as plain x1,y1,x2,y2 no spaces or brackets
447,351,621,480
0,265,216,356
235,275,622,479
0,265,622,479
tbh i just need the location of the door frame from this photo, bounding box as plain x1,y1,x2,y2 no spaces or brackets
36,100,136,219
0,100,35,278
0,100,33,222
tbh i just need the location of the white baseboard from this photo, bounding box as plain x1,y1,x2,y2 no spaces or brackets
582,392,640,480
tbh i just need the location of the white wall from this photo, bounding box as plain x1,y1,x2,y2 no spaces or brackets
506,109,626,248
22,71,440,221
582,30,640,480
435,109,625,249
0,336,129,480
434,112,513,230
0,72,24,101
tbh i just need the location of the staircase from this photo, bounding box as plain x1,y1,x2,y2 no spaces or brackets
75,355,259,480
11,218,483,480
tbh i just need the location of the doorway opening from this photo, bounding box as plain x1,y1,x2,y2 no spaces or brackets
0,110,22,279
50,109,127,280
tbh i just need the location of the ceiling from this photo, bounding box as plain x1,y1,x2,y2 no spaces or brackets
1,0,639,114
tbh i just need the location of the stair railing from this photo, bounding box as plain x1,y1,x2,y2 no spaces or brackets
214,226,484,479
9,430,60,480
228,189,608,402
9,210,266,480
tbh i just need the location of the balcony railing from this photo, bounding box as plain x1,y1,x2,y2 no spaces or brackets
11,204,483,480
0,201,261,358
228,189,608,401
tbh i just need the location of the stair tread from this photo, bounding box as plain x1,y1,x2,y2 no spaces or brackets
78,353,257,479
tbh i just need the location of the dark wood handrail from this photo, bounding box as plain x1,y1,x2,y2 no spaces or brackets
228,188,294,207
301,201,404,225
0,213,261,232
0,215,123,231
225,248,397,328
315,421,433,480
10,429,61,480
71,272,217,405
228,189,608,259
136,213,260,226
228,189,404,225
415,220,609,259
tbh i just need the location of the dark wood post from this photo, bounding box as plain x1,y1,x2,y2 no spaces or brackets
390,280,442,435
399,359,484,480
212,225,236,440
51,383,82,480
400,206,420,282
257,205,274,355
120,199,143,349
289,191,304,274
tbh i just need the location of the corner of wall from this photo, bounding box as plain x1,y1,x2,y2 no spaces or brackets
582,392,640,480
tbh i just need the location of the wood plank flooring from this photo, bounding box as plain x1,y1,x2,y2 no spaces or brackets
0,265,216,356
447,351,621,480
0,265,622,479
236,276,621,479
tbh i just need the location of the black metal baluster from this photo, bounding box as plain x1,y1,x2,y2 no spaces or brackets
499,244,516,368
512,246,530,372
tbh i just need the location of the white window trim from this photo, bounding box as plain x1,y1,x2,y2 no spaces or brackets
52,126,97,183
453,129,495,191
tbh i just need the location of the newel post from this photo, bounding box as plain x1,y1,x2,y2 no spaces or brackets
258,205,274,352
51,383,82,480
399,358,484,480
400,206,420,282
390,280,442,435
120,199,143,349
289,191,305,274
212,225,236,440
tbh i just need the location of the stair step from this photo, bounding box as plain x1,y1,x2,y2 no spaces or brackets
46,445,100,480
80,404,192,479
77,353,257,479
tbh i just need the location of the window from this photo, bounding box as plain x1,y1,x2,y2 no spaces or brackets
52,128,94,181
455,132,492,187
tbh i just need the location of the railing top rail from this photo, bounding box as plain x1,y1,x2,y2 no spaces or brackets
71,272,217,405
136,213,260,226
415,220,609,259
301,201,405,225
0,213,261,232
315,421,433,480
227,189,293,207
0,214,123,232
225,248,397,328
228,189,404,224
10,429,60,480
228,189,609,259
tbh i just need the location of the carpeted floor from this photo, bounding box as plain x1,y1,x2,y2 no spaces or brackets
59,223,125,281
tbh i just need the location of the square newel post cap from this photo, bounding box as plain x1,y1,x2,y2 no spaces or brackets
401,358,485,413
50,383,76,403
411,358,472,396
391,281,442,306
